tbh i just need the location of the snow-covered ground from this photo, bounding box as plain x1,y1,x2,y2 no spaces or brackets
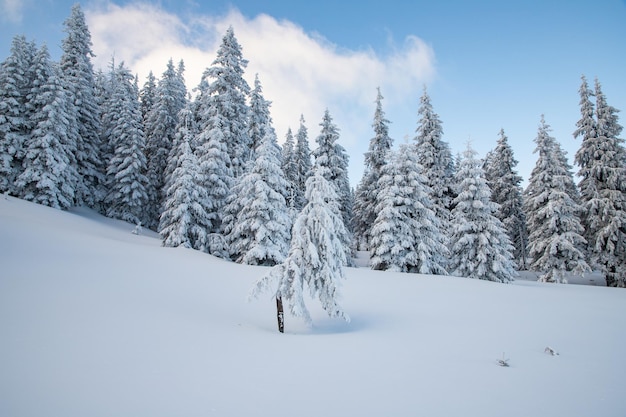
1,195,625,417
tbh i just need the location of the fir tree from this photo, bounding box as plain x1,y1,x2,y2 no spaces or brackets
139,71,157,123
484,129,528,269
370,144,448,274
248,74,271,159
250,167,350,332
0,35,36,195
15,44,79,210
450,143,516,283
104,63,149,225
226,127,291,265
525,116,590,283
144,59,188,230
575,78,626,287
281,127,298,211
354,88,394,250
201,26,251,178
60,3,103,208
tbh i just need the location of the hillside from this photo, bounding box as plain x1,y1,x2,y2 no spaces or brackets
1,195,625,417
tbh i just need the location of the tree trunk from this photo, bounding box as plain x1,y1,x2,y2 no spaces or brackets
276,295,284,333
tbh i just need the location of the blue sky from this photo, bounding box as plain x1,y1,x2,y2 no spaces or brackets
2,0,625,186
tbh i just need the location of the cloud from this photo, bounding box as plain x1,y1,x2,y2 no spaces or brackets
1,0,26,23
85,2,437,184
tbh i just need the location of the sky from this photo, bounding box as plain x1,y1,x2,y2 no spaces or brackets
1,0,625,187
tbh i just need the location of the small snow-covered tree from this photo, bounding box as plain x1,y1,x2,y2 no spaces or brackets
525,115,589,283
450,143,516,283
15,45,79,210
574,78,626,287
281,127,298,211
250,166,350,332
0,35,36,195
370,144,448,274
248,74,271,160
354,87,394,250
484,129,528,269
226,127,291,265
139,71,157,123
104,63,149,225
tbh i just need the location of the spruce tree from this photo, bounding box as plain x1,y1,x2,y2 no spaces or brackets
293,114,312,210
104,63,149,225
15,45,79,210
140,71,157,123
450,143,516,283
201,26,251,178
525,116,589,283
281,127,298,211
414,87,455,229
574,78,626,287
248,74,271,159
0,35,36,195
354,88,394,250
484,129,528,269
250,167,350,332
144,59,188,230
226,127,291,266
60,3,103,208
370,144,448,274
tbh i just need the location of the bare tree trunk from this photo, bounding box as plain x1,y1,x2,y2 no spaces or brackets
276,295,284,333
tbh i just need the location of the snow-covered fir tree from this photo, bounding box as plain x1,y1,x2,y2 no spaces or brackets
143,59,188,230
250,166,350,331
225,127,291,265
0,35,36,195
574,78,626,287
525,115,589,283
159,107,211,251
312,109,354,264
15,44,79,210
414,86,455,235
293,114,312,211
248,74,271,160
449,143,516,283
103,63,149,225
139,71,157,123
59,3,103,208
201,26,251,178
483,129,528,269
370,144,448,274
354,88,394,250
281,127,298,211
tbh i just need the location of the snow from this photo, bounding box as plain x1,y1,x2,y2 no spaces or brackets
1,195,626,417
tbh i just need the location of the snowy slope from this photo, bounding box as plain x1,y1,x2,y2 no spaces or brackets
1,195,625,417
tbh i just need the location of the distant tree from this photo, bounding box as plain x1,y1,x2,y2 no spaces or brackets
248,74,271,160
250,167,350,332
159,110,211,250
574,78,626,287
0,35,36,195
414,86,455,234
59,4,104,208
450,143,516,283
525,115,589,283
313,109,354,263
370,144,448,274
483,129,528,269
293,114,312,210
15,44,79,210
281,127,298,211
226,127,291,265
201,26,251,178
354,88,394,250
104,63,149,225
143,59,188,230
139,71,157,123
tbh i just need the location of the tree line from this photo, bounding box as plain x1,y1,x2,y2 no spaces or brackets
1,5,625,298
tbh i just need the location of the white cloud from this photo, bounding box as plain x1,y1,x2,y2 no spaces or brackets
1,0,26,23
85,2,437,184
